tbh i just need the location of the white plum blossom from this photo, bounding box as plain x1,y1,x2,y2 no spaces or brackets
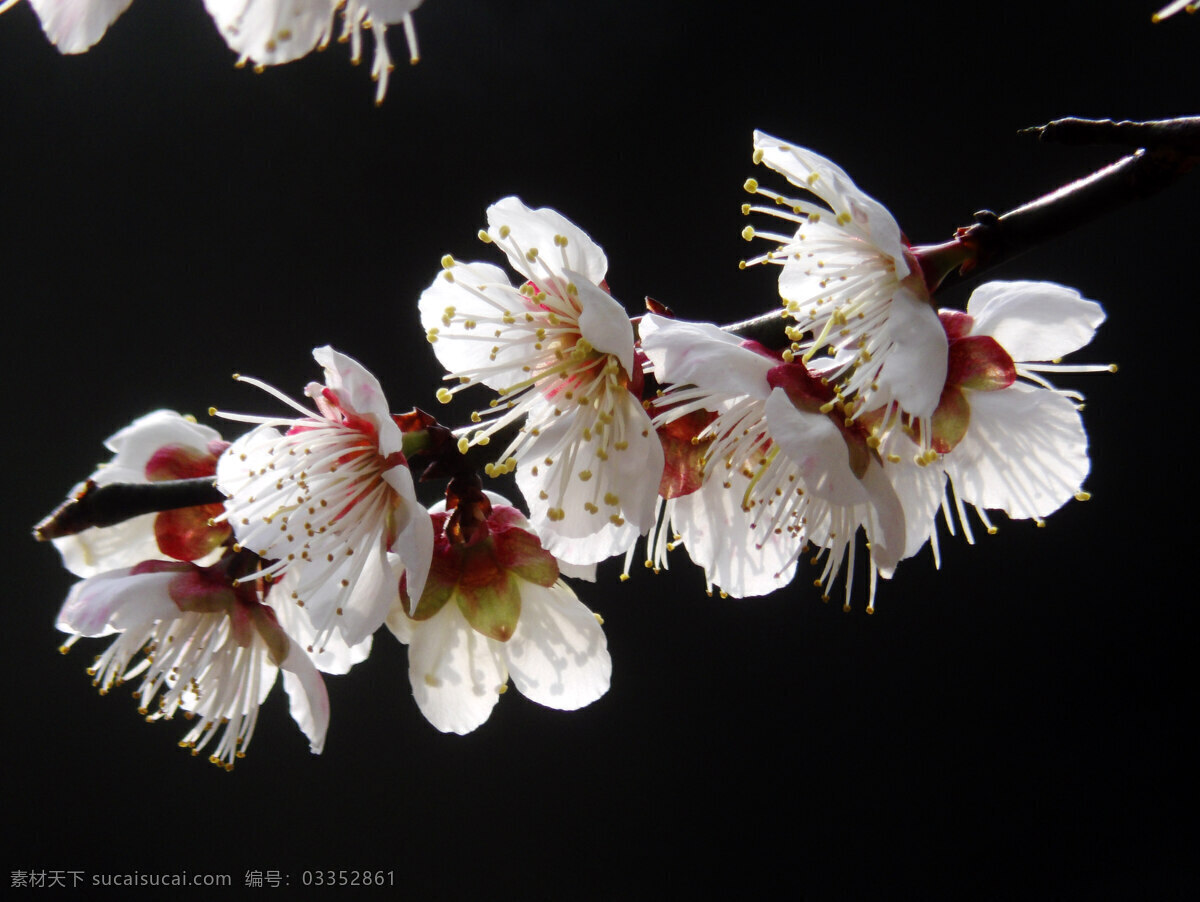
420,197,664,567
57,557,328,769
387,491,610,735
14,0,134,53
215,346,433,648
640,314,942,610
742,131,948,451
915,281,1108,548
52,410,230,579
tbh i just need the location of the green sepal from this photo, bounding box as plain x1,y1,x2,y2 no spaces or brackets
456,567,522,642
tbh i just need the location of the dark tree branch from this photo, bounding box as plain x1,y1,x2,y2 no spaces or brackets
1020,116,1200,153
34,478,224,541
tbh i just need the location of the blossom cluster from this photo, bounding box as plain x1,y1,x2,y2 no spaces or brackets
42,131,1108,767
5,0,426,103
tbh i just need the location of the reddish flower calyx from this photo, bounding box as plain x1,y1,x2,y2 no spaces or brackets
403,496,559,643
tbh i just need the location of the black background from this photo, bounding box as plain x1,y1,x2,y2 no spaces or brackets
2,1,1195,897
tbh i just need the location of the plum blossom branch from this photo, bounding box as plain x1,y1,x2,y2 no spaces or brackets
34,477,224,541
725,116,1198,347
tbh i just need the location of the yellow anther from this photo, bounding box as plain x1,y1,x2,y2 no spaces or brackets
741,226,756,241
441,254,455,269
436,387,453,404
743,178,759,193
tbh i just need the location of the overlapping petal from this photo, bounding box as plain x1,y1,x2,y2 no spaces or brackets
53,410,228,578
421,198,660,564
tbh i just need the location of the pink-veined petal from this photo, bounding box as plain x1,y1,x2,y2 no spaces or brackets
56,568,180,638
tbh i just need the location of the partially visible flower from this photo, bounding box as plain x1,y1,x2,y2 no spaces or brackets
1153,1,1198,21
202,0,424,104
215,346,433,648
387,490,610,734
53,410,230,578
202,0,337,70
640,314,941,610
11,0,426,104
419,197,664,567
742,131,948,446
57,552,328,769
15,0,134,53
917,281,1108,542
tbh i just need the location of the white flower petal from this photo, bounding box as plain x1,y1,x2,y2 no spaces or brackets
884,457,948,561
516,389,663,564
28,0,133,54
202,0,335,67
418,262,526,390
764,388,866,505
54,410,227,577
335,542,402,647
944,383,1089,520
859,462,906,577
671,477,798,598
407,605,508,735
313,345,402,453
966,281,1106,362
387,476,433,608
269,573,372,674
753,130,908,273
56,568,179,637
640,314,773,401
504,581,610,711
571,273,635,375
866,285,948,419
486,197,609,286
280,639,330,755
